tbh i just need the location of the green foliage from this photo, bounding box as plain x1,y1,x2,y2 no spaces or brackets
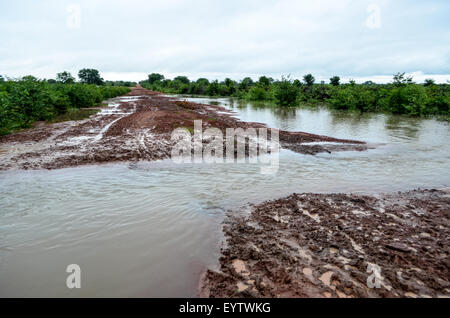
330,76,340,86
0,91,10,135
303,74,315,86
424,85,450,115
78,68,104,85
140,72,449,118
424,79,435,87
393,72,414,87
274,77,298,107
174,76,190,85
105,80,136,87
221,78,236,96
247,86,270,101
56,71,75,84
258,76,271,89
148,73,165,84
207,80,220,96
329,85,378,112
49,108,100,123
293,79,302,88
0,77,130,135
379,84,427,116
238,77,255,92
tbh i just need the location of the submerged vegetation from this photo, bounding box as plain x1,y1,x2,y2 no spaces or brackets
0,70,130,135
140,72,449,119
1,70,448,136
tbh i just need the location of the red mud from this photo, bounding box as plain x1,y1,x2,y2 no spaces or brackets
0,85,368,170
201,189,450,298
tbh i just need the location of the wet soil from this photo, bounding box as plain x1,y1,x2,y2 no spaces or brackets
0,86,368,170
201,189,450,298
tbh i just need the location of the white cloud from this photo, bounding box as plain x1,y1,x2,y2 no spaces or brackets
0,0,449,83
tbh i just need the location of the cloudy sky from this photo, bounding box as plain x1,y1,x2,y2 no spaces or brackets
1,0,449,83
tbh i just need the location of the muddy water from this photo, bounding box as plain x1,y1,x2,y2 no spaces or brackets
0,96,449,297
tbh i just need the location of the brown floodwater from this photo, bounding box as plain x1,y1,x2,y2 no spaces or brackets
0,96,449,297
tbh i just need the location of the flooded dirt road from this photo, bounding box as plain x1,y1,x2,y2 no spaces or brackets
0,87,366,171
0,89,449,297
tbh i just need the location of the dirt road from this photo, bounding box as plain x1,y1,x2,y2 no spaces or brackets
0,86,369,170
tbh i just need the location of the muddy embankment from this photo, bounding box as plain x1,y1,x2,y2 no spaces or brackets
0,86,369,170
201,189,450,298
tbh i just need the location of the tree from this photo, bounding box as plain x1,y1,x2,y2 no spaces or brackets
393,72,413,87
239,77,254,91
224,78,235,87
148,73,165,84
424,79,435,87
174,76,190,84
274,76,298,106
56,71,75,84
196,78,210,85
330,76,340,86
0,75,4,82
194,78,209,95
258,76,271,88
78,69,104,85
223,78,236,95
247,86,268,101
303,74,315,86
207,80,220,96
293,79,302,88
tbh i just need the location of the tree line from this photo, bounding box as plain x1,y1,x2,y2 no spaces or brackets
140,73,449,119
0,69,131,135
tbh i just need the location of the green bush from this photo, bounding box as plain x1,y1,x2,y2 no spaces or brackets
246,86,270,101
379,84,427,116
139,72,449,118
329,85,377,112
0,77,130,134
274,77,298,106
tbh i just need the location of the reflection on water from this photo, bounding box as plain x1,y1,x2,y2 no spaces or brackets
0,96,449,297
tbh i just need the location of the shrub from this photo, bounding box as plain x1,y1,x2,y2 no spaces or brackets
380,84,427,115
329,85,377,112
274,77,298,106
247,86,269,101
0,77,130,134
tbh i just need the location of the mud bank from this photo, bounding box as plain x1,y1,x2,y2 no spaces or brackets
201,189,450,298
0,86,368,170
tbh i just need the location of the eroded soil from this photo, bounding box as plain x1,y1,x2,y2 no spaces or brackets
0,86,369,170
201,189,450,298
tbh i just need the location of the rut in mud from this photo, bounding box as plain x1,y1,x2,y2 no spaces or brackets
201,189,450,298
0,86,369,170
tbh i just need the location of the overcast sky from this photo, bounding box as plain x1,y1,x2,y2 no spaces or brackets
1,0,449,83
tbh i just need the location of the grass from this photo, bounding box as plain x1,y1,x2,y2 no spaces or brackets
48,108,100,123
